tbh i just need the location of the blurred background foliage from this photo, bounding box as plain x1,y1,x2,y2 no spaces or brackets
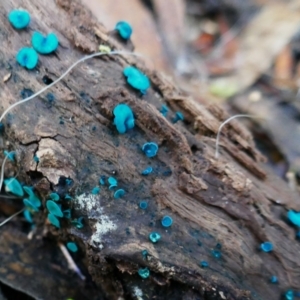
83,0,300,189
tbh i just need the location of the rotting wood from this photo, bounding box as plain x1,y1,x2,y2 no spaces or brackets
0,0,299,299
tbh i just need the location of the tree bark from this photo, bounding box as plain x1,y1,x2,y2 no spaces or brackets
0,0,299,299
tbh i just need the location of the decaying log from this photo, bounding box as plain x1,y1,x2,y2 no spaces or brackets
0,1,299,299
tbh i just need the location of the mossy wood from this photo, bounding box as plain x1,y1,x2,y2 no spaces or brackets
0,0,299,299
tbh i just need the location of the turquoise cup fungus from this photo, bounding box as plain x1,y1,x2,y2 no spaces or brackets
66,242,78,253
123,66,150,94
8,9,30,29
113,104,135,134
142,142,158,158
16,48,38,70
4,178,24,197
287,210,300,227
46,200,63,217
32,31,59,54
48,213,60,228
115,21,132,40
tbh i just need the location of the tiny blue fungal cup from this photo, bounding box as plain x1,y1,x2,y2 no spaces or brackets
46,200,63,217
114,189,125,199
123,66,150,94
32,31,59,54
16,47,38,70
287,210,300,227
285,290,294,300
8,9,30,29
113,103,135,134
138,267,150,279
67,242,78,253
115,21,132,40
50,192,60,201
161,215,173,228
139,201,148,210
200,261,209,268
270,275,278,284
4,178,24,197
48,213,60,228
260,241,273,253
211,250,221,259
149,232,161,243
141,166,153,176
142,142,158,158
160,105,169,116
92,187,100,194
173,112,184,123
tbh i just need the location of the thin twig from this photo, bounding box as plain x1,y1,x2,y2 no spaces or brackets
59,243,86,281
0,208,24,227
215,114,261,159
0,155,9,192
0,51,148,123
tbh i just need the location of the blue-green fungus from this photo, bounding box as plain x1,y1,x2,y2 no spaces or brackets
65,194,72,201
142,249,148,259
46,200,63,217
139,201,148,210
16,47,38,70
142,142,158,158
67,242,78,253
138,267,150,279
260,241,273,252
270,275,278,284
48,213,60,228
92,187,100,194
23,209,33,223
32,31,59,54
173,112,184,123
23,199,39,212
115,21,132,40
50,192,60,201
149,232,161,243
200,261,209,268
296,231,300,240
113,103,135,134
23,186,41,208
215,243,222,249
63,209,71,219
211,249,222,259
161,215,173,228
123,66,150,94
99,176,106,185
285,290,294,300
108,177,118,189
141,166,153,176
114,189,125,199
4,178,24,197
108,177,117,186
0,123,4,134
71,217,84,229
4,151,15,162
160,105,169,117
287,210,300,227
66,178,73,186
8,9,30,29
33,155,39,162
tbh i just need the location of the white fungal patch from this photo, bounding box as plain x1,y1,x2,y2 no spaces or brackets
133,286,143,300
75,193,117,248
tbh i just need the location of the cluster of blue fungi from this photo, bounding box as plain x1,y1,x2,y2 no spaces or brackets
8,9,59,70
4,8,300,299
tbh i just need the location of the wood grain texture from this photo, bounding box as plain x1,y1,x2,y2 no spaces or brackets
0,0,299,299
